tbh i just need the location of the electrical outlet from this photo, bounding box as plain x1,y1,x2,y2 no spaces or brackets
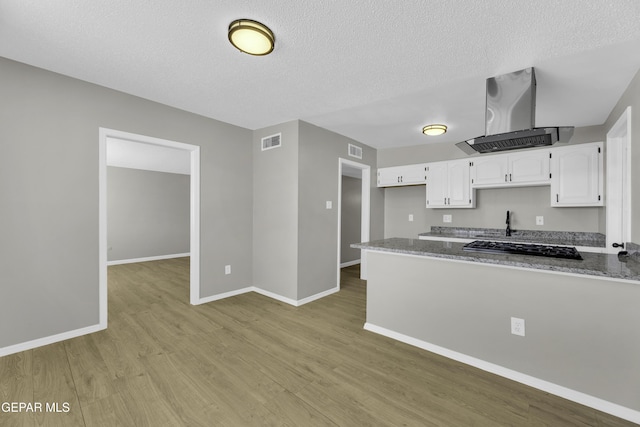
443,214,452,223
225,265,231,275
408,214,414,222
326,201,332,209
536,216,544,225
511,317,525,336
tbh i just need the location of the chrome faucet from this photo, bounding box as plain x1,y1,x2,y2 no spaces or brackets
506,210,512,237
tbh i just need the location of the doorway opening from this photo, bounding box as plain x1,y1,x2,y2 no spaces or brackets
337,158,370,288
99,128,201,328
606,107,632,254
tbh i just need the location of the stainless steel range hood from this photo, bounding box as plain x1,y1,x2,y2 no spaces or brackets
456,68,574,154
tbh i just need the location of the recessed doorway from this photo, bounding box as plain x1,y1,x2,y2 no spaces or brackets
337,158,370,288
98,128,201,328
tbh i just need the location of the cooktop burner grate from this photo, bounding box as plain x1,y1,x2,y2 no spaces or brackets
463,240,583,260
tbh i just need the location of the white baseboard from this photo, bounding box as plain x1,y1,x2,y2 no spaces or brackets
296,286,339,306
363,323,640,425
195,287,254,305
0,323,106,358
198,286,339,307
107,253,190,266
340,259,361,268
251,287,299,306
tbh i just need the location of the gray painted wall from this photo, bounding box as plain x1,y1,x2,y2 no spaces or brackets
252,121,300,300
604,67,640,243
379,127,607,238
253,120,383,301
385,185,603,238
366,251,640,411
0,57,253,349
297,121,383,300
107,167,190,262
340,176,362,264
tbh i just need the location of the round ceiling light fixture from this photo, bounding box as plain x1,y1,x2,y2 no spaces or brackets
422,124,447,136
228,19,275,56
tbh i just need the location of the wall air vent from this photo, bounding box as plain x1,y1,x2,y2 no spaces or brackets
348,143,363,159
261,133,282,151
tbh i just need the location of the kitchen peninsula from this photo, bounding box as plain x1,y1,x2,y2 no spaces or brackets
352,237,640,420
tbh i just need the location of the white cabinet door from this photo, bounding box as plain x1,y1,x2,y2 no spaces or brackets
471,155,508,186
509,150,550,185
550,142,603,207
377,166,404,187
426,160,474,208
401,163,428,185
426,162,448,207
377,164,427,187
448,159,473,207
471,150,549,187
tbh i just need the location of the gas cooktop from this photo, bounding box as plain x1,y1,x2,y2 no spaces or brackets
463,240,583,260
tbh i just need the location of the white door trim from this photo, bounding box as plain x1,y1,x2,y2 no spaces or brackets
605,107,632,253
99,128,201,329
337,158,371,288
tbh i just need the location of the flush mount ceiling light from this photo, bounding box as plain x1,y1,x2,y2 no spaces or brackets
422,124,447,136
228,19,275,56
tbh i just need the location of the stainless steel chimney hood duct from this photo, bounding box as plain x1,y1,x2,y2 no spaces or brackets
456,67,574,154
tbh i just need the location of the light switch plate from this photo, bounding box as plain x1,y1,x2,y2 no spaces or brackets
225,265,231,275
326,201,332,209
443,214,452,223
408,214,414,222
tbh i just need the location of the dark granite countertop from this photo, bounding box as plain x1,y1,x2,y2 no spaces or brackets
418,226,606,249
352,238,640,282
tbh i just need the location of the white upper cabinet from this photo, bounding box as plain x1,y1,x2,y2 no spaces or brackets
509,150,551,185
377,163,427,187
471,150,550,188
425,162,448,206
426,159,474,208
550,142,603,207
470,155,508,187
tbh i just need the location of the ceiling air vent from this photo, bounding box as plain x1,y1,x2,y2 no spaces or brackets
261,133,281,151
348,143,363,159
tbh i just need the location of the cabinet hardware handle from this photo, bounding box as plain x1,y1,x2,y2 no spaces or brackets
612,242,625,248
505,174,507,182
556,194,559,203
509,173,512,181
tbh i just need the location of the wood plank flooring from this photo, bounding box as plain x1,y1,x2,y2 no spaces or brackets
1,258,637,426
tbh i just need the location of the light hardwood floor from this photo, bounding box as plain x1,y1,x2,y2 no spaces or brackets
1,258,637,426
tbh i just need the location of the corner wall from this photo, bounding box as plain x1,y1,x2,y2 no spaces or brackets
297,121,382,300
252,120,383,303
252,121,300,300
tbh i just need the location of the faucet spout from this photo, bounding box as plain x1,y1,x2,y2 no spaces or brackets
506,210,512,237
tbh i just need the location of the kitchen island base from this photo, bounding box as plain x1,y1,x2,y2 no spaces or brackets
364,250,640,424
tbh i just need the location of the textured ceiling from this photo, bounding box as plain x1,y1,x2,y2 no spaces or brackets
2,0,640,150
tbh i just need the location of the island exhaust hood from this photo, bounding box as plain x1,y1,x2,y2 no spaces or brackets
456,67,574,154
